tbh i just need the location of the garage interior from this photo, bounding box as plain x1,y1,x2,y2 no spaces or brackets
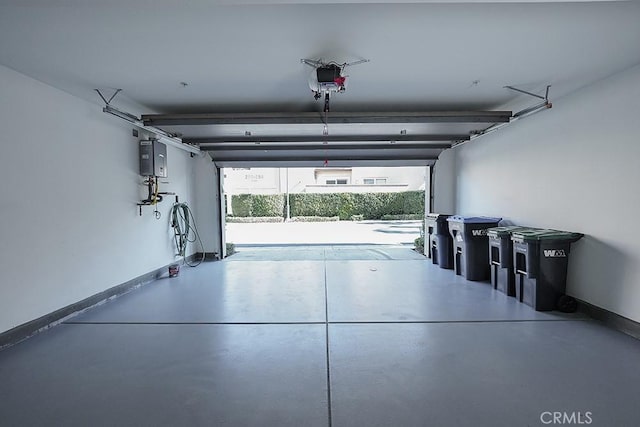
1,1,640,426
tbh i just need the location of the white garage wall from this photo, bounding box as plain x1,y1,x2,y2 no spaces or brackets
0,65,198,334
454,64,640,323
193,153,223,256
432,148,456,214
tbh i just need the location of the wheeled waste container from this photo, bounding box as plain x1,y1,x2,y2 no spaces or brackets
425,215,433,259
447,216,502,281
426,213,453,269
487,226,528,296
511,229,583,311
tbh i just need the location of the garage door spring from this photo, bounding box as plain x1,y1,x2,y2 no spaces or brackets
171,202,205,267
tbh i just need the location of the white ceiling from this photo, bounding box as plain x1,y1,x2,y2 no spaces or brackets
1,0,639,114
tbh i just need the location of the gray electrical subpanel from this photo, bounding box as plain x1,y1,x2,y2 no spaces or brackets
139,140,167,177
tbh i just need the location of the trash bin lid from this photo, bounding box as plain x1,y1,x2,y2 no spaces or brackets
426,213,452,221
535,230,584,242
511,228,583,242
487,226,528,238
446,215,502,224
511,228,556,241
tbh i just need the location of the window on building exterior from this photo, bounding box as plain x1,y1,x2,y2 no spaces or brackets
326,179,348,185
316,168,352,185
364,178,387,185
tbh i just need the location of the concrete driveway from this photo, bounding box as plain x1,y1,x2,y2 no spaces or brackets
225,220,423,246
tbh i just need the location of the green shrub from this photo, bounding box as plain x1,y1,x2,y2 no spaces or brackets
252,194,285,217
230,191,424,219
401,191,425,215
225,243,236,257
231,194,252,217
414,236,425,255
230,194,285,217
289,191,424,220
289,193,340,218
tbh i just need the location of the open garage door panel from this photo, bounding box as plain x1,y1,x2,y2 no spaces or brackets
143,111,511,167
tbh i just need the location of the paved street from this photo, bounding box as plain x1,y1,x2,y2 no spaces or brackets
225,220,425,260
225,220,423,246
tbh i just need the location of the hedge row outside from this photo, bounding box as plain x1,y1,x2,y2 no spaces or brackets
229,191,424,220
289,191,424,220
230,194,285,217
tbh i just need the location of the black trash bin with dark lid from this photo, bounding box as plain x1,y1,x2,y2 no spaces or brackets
426,213,453,269
511,229,583,311
487,226,528,296
447,216,502,281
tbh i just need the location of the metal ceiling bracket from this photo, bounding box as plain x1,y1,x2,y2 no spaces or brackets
504,85,549,101
452,85,553,148
95,88,122,106
506,84,552,118
95,89,200,155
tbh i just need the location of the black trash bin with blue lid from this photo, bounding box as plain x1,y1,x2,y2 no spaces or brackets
426,213,453,269
511,228,583,311
487,226,529,296
447,216,502,281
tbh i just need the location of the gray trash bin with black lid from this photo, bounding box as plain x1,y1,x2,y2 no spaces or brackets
447,216,502,281
487,226,529,296
511,229,583,311
426,213,453,269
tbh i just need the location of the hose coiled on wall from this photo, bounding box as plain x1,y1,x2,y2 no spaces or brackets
171,202,205,267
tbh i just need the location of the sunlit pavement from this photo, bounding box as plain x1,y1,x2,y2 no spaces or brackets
225,220,423,246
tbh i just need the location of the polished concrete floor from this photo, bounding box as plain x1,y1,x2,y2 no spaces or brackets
1,247,639,426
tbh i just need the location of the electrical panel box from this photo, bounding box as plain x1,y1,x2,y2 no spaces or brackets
139,140,167,178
